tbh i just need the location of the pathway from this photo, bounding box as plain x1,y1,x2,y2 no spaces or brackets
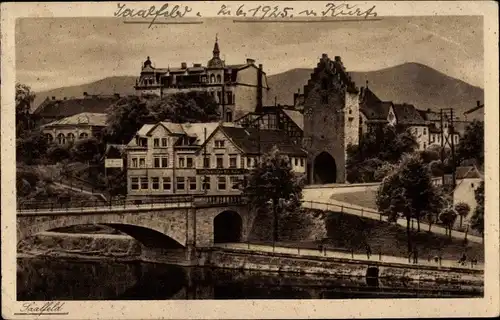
302,189,483,244
215,242,483,271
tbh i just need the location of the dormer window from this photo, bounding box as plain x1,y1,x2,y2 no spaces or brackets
215,140,225,148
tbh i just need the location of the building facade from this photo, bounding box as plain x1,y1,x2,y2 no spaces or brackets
125,121,307,200
300,54,360,184
41,112,107,145
134,38,269,122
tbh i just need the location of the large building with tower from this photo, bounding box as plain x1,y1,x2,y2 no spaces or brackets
300,54,360,184
134,37,269,122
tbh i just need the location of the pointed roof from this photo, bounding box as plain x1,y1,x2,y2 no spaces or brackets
213,34,220,57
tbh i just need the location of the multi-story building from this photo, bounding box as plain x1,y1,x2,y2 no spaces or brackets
41,112,107,145
125,121,307,200
357,86,463,151
134,37,269,122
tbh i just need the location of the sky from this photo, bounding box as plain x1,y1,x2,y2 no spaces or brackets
16,16,483,92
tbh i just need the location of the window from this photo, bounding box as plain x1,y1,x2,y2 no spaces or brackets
154,157,161,168
163,177,171,190
154,138,160,147
216,154,224,168
186,157,193,168
140,177,148,190
203,157,211,168
132,158,138,168
67,133,75,143
176,177,185,190
178,157,185,168
230,176,239,189
321,78,328,90
188,177,197,190
321,95,328,104
79,132,88,139
430,135,435,143
216,74,222,83
57,133,66,145
131,177,139,190
218,176,226,190
202,176,211,190
240,156,245,168
300,158,304,166
161,138,168,147
215,140,225,148
423,143,427,149
423,128,427,135
247,157,252,168
151,177,160,190
210,74,215,83
226,111,233,122
45,133,54,143
295,158,298,166
217,91,222,103
139,158,146,168
227,92,233,105
161,156,168,168
229,155,237,168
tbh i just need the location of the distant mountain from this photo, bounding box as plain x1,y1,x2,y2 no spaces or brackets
32,63,484,120
265,62,484,120
31,76,137,111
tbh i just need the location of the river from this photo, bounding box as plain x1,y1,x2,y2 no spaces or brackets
17,257,483,300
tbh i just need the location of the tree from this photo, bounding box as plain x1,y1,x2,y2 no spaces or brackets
148,91,220,123
241,146,304,242
103,96,154,144
16,130,48,164
376,153,445,253
470,180,484,236
454,202,471,228
456,120,484,166
439,207,457,238
46,144,71,163
346,125,418,183
71,138,103,163
423,211,436,232
16,83,36,137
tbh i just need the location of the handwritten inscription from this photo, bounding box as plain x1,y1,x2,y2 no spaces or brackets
219,3,377,20
113,2,378,27
19,302,66,315
114,3,199,28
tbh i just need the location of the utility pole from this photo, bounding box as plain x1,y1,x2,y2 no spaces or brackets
440,108,458,189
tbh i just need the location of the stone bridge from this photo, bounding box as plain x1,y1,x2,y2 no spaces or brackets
17,195,255,263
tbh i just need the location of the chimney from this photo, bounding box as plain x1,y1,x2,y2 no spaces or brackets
246,58,255,65
181,62,187,69
51,96,56,100
63,97,67,100
114,93,120,99
256,64,263,111
477,100,481,107
334,56,341,62
83,92,88,98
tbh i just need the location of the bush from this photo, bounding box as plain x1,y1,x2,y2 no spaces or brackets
46,145,71,163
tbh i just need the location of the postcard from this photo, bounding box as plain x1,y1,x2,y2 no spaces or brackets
2,1,499,319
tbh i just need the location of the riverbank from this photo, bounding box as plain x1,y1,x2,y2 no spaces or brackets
18,232,483,287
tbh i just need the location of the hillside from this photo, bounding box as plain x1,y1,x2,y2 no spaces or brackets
265,63,484,120
32,76,137,111
31,63,484,120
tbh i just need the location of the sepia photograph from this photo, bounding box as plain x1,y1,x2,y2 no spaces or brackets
2,1,499,319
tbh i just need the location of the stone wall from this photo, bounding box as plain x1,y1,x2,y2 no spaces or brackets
200,248,483,285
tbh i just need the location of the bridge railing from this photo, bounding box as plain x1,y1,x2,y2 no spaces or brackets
301,200,383,219
193,194,245,206
17,196,194,212
17,194,247,212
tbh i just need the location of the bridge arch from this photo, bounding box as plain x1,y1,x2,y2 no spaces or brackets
313,151,337,184
17,213,186,248
213,210,242,243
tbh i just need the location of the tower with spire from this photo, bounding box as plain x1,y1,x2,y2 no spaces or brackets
207,34,225,68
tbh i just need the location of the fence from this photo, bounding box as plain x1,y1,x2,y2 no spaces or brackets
214,241,484,271
18,194,245,212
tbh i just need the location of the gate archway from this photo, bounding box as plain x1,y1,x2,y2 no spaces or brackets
213,211,242,243
313,151,337,184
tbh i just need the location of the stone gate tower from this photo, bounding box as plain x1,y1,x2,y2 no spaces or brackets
302,54,360,184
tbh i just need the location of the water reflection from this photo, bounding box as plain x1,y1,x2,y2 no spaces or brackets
17,257,482,300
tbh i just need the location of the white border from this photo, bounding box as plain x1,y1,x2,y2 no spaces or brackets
2,1,499,319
